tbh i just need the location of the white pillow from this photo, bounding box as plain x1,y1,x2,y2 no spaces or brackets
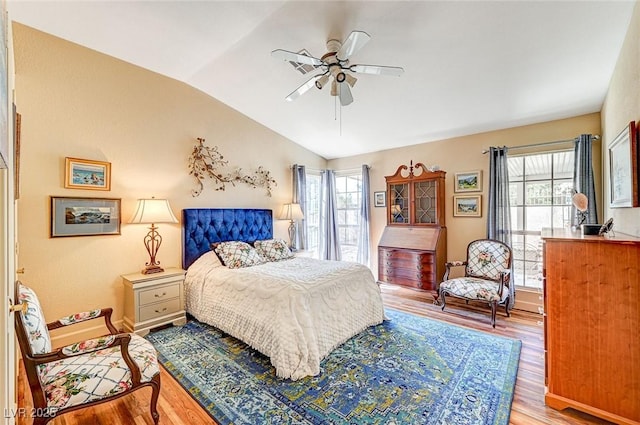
214,241,265,269
254,238,293,261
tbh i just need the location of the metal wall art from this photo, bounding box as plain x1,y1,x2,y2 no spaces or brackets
188,137,277,197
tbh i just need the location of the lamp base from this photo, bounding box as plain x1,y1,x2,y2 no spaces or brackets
142,265,165,275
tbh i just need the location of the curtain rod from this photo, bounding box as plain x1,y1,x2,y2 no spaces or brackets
291,165,369,173
481,135,600,154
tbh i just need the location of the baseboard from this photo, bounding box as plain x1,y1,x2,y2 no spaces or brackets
50,319,124,348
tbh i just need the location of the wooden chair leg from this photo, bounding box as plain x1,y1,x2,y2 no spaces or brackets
149,374,161,425
490,302,497,328
504,297,511,317
440,290,447,311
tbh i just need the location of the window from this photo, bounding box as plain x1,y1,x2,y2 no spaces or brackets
508,151,574,289
335,172,362,262
303,170,362,262
305,172,322,257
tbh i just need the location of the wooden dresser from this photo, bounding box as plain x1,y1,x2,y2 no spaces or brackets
378,162,446,291
542,228,640,424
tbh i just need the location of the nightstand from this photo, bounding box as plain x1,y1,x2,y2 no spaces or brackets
122,267,187,336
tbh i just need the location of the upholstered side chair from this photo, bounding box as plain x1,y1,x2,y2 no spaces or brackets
14,282,161,425
438,239,512,327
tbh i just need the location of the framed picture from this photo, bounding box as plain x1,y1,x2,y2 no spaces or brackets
374,191,386,207
65,157,111,191
608,121,638,208
453,195,482,217
51,196,121,237
454,170,482,192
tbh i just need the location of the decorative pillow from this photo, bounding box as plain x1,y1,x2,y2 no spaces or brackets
254,238,293,262
209,243,227,266
214,241,265,269
17,283,52,355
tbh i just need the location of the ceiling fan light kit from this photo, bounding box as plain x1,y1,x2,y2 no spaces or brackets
272,30,404,106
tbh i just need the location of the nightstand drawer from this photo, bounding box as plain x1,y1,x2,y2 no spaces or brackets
139,283,181,306
139,298,182,322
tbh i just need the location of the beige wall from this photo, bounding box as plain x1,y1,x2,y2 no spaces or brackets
13,24,326,344
601,1,640,237
329,113,601,308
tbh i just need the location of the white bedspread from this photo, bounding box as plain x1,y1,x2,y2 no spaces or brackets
185,252,385,380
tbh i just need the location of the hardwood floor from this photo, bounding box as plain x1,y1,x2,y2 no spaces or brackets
17,283,612,425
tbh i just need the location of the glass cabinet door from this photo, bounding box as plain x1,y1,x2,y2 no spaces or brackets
414,180,438,224
389,183,409,223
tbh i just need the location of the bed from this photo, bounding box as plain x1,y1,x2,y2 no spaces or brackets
182,208,385,380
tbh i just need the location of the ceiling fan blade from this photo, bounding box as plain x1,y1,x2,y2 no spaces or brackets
337,31,371,61
285,75,322,102
350,64,404,76
271,49,323,67
338,82,354,106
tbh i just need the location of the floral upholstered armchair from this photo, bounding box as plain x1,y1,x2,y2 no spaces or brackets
438,239,512,327
14,282,160,425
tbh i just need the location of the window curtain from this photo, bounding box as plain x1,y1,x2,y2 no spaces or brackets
572,135,598,225
487,146,514,308
292,164,307,250
320,169,341,260
356,165,371,266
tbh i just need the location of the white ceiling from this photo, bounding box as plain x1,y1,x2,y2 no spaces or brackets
8,1,636,160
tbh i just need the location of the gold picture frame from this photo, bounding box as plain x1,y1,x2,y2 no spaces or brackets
454,170,482,192
65,157,111,191
453,195,482,217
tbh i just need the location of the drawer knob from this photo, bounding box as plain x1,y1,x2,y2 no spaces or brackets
154,307,168,313
154,292,167,298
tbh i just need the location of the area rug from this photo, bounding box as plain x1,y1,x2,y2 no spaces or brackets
145,309,521,425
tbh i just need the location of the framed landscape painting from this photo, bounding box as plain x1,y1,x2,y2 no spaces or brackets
454,170,482,192
374,191,386,207
453,195,481,217
51,196,121,237
65,157,111,191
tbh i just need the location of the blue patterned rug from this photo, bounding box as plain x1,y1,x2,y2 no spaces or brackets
146,309,521,425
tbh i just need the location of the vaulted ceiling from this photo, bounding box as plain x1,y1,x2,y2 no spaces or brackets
8,1,636,159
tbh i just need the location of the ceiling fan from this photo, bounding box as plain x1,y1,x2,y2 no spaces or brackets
271,31,404,106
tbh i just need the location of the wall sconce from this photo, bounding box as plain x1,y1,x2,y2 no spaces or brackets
279,203,304,249
130,197,178,274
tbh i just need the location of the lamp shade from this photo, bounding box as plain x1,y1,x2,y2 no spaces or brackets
130,198,178,224
279,203,304,221
572,193,588,212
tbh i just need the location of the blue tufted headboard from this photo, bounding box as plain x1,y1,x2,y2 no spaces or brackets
182,208,273,269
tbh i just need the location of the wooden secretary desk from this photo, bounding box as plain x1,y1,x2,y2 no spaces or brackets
378,162,446,292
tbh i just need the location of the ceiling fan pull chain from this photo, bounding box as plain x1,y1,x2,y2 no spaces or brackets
339,88,343,137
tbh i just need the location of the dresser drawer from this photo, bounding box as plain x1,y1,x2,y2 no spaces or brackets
380,257,435,272
381,265,434,280
379,248,434,264
139,298,182,322
139,283,181,306
379,273,422,289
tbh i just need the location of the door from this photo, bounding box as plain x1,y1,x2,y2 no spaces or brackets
2,14,18,422
1,167,17,425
